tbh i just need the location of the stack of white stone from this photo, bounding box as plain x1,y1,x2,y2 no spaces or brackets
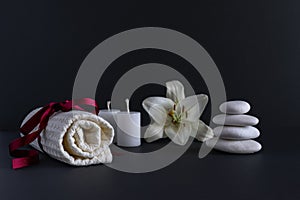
206,101,262,154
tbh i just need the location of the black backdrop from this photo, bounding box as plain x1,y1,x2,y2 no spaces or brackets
1,0,300,199
1,0,300,131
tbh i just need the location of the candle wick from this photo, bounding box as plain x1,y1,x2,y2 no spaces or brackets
107,101,111,111
125,98,130,113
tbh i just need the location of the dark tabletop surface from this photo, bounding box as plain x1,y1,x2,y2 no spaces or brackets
1,126,299,200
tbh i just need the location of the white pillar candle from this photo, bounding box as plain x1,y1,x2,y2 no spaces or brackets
116,99,141,147
98,101,120,143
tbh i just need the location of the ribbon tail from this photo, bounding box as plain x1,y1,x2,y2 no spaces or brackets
12,150,39,169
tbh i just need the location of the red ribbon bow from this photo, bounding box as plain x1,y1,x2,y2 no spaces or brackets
9,98,99,169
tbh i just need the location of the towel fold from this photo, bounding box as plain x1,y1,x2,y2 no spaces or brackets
21,108,114,166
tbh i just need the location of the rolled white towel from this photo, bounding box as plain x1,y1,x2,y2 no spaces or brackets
20,108,114,166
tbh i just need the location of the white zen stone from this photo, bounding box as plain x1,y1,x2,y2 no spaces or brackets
213,126,260,140
219,101,251,114
212,114,259,126
205,138,262,154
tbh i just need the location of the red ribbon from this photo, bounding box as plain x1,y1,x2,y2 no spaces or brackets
9,98,99,169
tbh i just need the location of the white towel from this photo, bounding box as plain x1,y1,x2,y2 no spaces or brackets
20,108,114,166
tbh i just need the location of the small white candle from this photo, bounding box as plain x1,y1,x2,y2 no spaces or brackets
98,101,120,143
116,99,141,147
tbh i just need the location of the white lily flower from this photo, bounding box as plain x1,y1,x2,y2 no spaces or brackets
143,80,214,145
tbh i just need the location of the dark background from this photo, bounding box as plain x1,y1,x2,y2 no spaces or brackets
0,0,299,200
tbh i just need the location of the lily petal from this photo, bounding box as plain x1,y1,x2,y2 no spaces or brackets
178,94,209,122
144,123,164,143
166,80,185,103
165,122,192,145
194,120,214,142
189,121,200,137
142,97,173,125
143,97,174,111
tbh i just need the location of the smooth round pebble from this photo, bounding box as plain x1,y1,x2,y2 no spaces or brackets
205,138,262,154
213,126,260,140
219,101,250,114
212,114,259,126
